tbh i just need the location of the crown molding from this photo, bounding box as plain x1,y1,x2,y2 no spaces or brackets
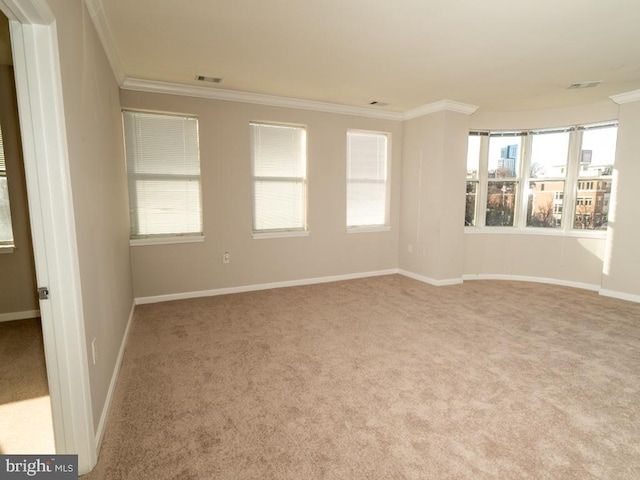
403,99,479,120
121,78,480,121
610,89,640,105
84,0,126,85
122,78,406,121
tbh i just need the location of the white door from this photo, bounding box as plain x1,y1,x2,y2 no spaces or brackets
1,0,96,473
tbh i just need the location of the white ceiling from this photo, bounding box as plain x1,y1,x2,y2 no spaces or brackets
96,0,640,113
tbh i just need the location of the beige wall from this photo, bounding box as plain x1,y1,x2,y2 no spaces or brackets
464,234,605,287
46,0,134,430
469,101,618,130
602,99,640,298
0,64,37,315
0,12,11,66
399,110,470,282
121,95,632,296
120,90,403,298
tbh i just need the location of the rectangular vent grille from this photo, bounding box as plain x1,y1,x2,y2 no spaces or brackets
568,81,602,89
195,75,222,83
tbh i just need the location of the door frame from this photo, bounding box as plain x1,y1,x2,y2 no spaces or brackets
0,0,95,473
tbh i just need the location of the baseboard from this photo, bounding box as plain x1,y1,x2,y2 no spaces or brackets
599,288,640,304
398,270,463,287
462,273,600,292
0,309,40,322
94,301,136,452
135,269,400,305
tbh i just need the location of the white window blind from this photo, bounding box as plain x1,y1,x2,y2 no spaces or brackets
250,122,307,233
347,131,389,227
0,124,15,245
123,110,202,238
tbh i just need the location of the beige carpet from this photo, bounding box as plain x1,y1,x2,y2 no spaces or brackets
84,275,640,479
0,318,55,454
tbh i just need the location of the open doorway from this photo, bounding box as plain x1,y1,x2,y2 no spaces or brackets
0,1,96,472
0,9,55,454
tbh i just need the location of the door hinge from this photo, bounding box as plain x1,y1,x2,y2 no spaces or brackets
37,287,50,300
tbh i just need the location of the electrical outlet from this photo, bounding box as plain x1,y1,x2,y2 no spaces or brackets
223,251,230,264
91,338,97,365
408,244,413,253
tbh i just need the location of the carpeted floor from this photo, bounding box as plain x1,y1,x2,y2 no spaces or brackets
83,275,640,479
0,317,55,454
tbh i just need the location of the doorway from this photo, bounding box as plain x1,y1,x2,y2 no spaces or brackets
0,0,96,473
0,9,55,454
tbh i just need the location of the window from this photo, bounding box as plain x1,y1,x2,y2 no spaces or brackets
0,124,14,247
346,131,389,229
486,134,522,227
465,135,481,226
466,123,617,232
250,122,307,234
574,125,617,230
527,129,570,228
123,110,202,240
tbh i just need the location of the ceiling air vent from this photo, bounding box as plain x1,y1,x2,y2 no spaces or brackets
568,81,602,89
195,75,222,83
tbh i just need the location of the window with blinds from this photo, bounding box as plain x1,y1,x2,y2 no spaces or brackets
0,124,15,245
122,110,202,239
346,131,389,228
250,122,307,234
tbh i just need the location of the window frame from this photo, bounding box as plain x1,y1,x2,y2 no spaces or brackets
346,129,391,233
0,123,15,252
466,133,487,227
572,124,617,231
485,131,525,228
466,122,617,237
250,121,309,239
122,109,204,246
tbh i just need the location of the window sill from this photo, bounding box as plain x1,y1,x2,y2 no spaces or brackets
252,230,310,240
464,227,607,239
130,235,205,247
0,245,15,254
347,225,391,234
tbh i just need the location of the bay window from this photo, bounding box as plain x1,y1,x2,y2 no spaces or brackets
466,122,617,233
